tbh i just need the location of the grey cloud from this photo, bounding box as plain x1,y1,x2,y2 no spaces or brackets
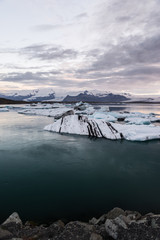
21,44,78,61
94,0,160,45
74,13,88,20
86,49,102,58
148,11,160,27
0,70,95,89
0,70,62,83
0,43,78,62
1,63,54,70
31,22,74,32
3,32,160,91
0,67,159,92
1,0,160,93
85,74,159,90
1,72,47,83
71,31,160,90
113,66,160,77
82,34,160,73
22,44,47,52
116,16,132,22
0,70,82,89
32,24,61,32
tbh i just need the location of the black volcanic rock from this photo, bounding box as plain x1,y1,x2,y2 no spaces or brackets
63,92,130,102
2,209,160,240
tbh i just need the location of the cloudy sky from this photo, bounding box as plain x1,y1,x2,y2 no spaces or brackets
0,0,160,95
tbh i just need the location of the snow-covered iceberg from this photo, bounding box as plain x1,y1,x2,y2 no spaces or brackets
44,115,160,141
90,112,116,122
18,107,74,119
44,115,122,140
111,123,160,141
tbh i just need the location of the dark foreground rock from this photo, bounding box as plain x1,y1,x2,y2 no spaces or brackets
1,208,160,240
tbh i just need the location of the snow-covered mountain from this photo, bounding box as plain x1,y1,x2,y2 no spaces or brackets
0,89,160,103
0,89,55,102
63,90,131,102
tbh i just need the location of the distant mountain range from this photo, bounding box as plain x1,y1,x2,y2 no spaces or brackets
0,89,55,102
0,89,160,103
63,90,130,102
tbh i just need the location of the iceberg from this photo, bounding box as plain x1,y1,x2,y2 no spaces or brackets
44,115,160,141
99,106,110,112
91,112,116,122
44,115,122,140
75,106,95,115
0,107,9,112
18,107,74,119
112,123,160,141
74,101,91,111
91,111,160,124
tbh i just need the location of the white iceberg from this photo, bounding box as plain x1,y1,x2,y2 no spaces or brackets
95,111,160,124
0,107,9,112
75,106,95,115
18,107,74,118
90,112,116,122
99,106,110,112
44,115,122,140
44,115,160,141
112,123,160,141
20,103,65,110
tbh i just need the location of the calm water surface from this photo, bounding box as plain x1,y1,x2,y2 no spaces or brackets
0,104,160,223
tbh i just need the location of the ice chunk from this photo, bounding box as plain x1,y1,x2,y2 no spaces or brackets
74,102,91,111
0,107,9,112
112,123,160,141
90,112,116,122
75,106,95,115
125,117,151,125
18,107,73,118
100,106,110,112
44,115,122,140
44,115,160,141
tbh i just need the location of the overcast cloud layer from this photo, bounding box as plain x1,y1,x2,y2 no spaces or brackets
0,0,160,95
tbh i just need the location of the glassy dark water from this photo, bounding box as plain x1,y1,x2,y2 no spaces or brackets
0,105,160,223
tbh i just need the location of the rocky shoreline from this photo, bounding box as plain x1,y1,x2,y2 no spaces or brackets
0,207,160,240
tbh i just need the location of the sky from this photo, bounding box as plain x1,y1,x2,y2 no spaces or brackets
0,0,160,95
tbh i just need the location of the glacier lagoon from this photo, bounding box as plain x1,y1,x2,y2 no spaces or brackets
0,104,160,223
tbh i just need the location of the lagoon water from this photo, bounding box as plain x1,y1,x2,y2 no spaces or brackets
0,104,160,223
